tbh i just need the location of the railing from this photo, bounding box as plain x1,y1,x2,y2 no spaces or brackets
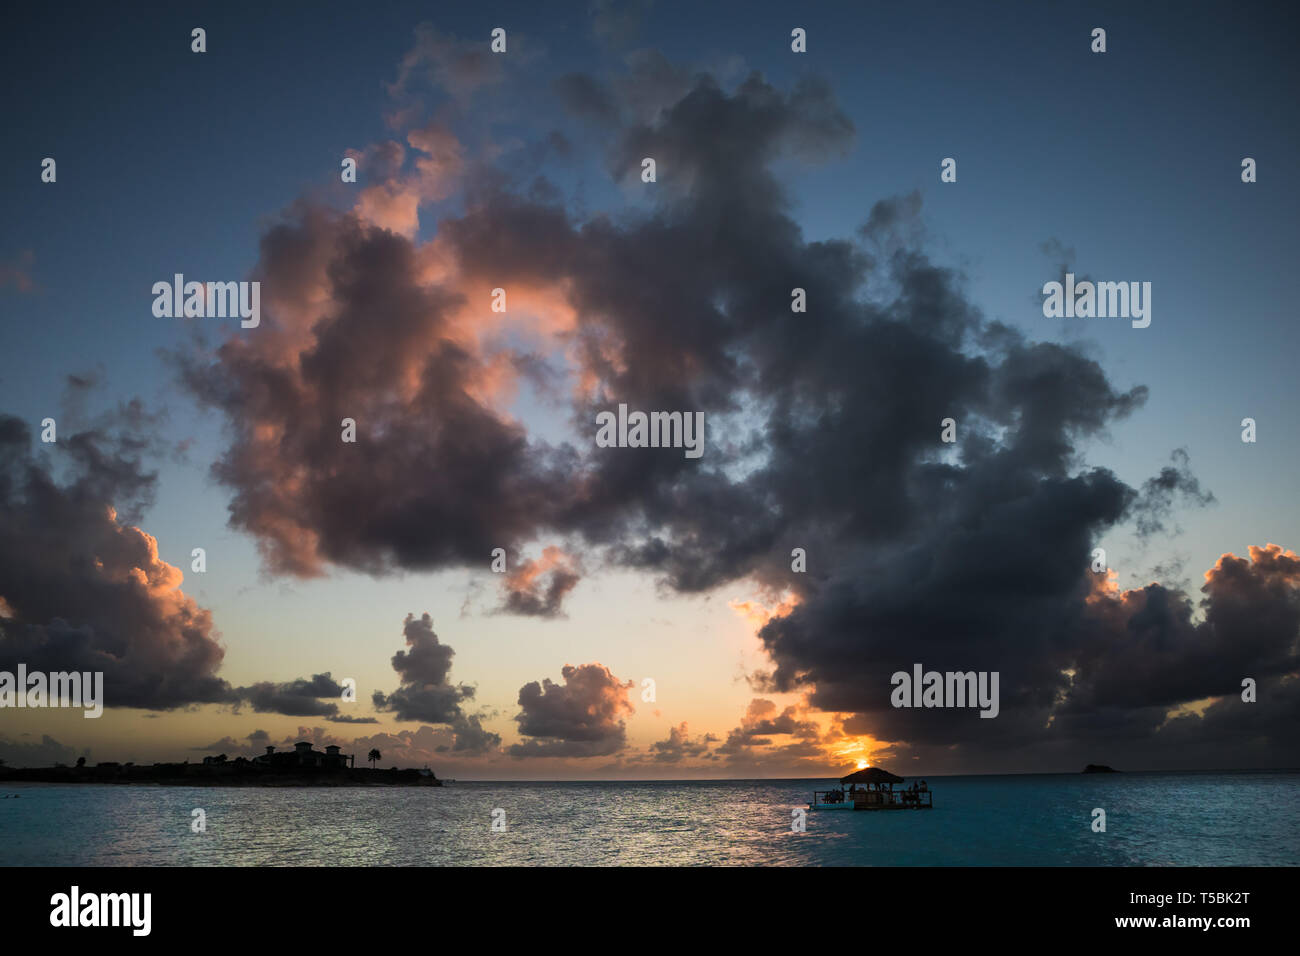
890,789,933,808
811,789,933,808
812,789,851,806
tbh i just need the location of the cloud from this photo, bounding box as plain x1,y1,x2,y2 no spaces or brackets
386,24,508,104
172,39,1290,770
194,737,241,753
370,614,490,750
767,543,1300,770
0,407,380,721
509,663,634,757
444,712,502,755
281,722,500,765
174,60,862,621
737,698,820,738
1130,447,1216,538
1063,545,1300,719
496,546,580,618
232,672,348,718
0,413,230,710
646,722,716,763
716,698,822,758
0,733,82,768
698,698,861,774
353,122,465,236
175,207,583,586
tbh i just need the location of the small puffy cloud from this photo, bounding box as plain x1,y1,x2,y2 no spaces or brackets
496,546,580,618
509,663,634,757
371,613,478,725
646,722,716,763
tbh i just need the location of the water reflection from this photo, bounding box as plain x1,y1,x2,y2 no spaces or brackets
1,772,1296,866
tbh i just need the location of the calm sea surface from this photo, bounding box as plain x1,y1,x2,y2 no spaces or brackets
1,771,1296,866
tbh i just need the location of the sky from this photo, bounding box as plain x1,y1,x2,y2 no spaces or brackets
1,1,1298,778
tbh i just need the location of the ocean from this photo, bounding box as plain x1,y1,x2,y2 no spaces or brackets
2,771,1296,866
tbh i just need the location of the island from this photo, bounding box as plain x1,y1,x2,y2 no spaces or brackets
1082,763,1120,773
0,741,441,787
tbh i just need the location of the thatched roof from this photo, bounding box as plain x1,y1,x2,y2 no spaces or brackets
839,766,905,785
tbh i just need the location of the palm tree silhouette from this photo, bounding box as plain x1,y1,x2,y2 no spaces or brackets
368,748,381,769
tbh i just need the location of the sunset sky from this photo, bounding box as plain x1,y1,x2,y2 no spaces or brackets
2,1,1298,778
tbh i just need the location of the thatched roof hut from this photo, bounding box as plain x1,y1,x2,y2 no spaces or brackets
839,766,905,786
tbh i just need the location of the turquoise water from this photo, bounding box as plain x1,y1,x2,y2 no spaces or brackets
1,771,1296,866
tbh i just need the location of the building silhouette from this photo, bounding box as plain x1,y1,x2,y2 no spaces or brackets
254,742,355,769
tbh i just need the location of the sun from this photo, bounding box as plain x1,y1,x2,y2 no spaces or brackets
856,759,869,770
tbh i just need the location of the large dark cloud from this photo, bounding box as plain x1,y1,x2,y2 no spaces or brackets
1064,546,1300,717
0,413,229,709
174,44,1296,769
0,408,390,720
176,211,582,581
